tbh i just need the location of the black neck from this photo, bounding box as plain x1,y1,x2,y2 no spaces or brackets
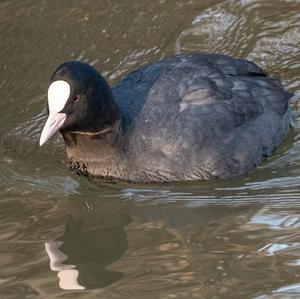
61,120,123,176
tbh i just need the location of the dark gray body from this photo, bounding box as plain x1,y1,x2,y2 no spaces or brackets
64,54,291,182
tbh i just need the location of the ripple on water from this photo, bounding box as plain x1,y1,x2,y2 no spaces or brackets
175,7,238,54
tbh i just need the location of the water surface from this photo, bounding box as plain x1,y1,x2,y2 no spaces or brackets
1,0,300,298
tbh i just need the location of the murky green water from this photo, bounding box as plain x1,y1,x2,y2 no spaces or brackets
1,0,300,298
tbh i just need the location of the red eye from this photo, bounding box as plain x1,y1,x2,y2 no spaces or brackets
73,95,80,101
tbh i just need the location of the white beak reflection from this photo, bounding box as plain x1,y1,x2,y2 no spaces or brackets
45,241,85,290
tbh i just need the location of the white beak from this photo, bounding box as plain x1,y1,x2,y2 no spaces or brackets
39,80,70,146
39,112,67,146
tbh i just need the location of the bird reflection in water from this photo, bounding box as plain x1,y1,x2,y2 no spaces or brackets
45,197,130,290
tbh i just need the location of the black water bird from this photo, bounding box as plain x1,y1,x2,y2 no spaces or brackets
40,54,291,182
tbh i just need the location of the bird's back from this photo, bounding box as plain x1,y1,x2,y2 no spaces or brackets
112,54,291,181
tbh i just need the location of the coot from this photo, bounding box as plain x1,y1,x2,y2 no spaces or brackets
39,54,291,182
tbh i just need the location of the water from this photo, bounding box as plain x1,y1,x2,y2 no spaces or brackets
1,0,300,298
